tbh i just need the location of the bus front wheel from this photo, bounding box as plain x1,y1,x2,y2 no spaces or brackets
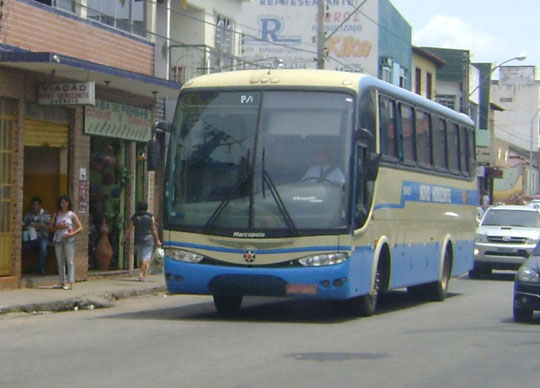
213,295,243,316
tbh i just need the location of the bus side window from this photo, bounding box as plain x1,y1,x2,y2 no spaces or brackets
432,116,447,170
458,125,468,175
467,128,476,175
379,95,397,159
447,122,460,173
415,109,432,167
358,89,376,151
400,103,415,164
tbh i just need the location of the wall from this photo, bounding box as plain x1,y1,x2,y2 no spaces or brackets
492,66,540,153
3,0,154,75
378,0,411,88
411,53,437,98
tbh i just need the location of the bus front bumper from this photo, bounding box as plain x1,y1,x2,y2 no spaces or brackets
164,257,355,300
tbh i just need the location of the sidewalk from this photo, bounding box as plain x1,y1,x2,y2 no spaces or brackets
0,273,166,315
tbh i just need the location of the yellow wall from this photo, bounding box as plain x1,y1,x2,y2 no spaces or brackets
411,53,438,99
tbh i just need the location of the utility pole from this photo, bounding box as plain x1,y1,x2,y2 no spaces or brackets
316,0,325,69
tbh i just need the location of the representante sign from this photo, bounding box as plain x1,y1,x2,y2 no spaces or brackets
238,0,379,75
38,82,95,105
84,100,152,142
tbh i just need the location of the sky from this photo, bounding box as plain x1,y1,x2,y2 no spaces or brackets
389,0,539,75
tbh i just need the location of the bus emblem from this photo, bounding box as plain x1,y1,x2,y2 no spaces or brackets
244,249,256,263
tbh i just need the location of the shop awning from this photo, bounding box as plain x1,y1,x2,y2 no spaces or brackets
0,52,181,98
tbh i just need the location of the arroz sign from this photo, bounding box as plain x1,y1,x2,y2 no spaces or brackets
38,81,95,106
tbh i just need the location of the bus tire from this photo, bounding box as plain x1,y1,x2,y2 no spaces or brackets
408,248,451,301
348,253,387,317
425,248,452,301
213,295,242,316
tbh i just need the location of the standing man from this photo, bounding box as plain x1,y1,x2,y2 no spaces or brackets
23,197,51,275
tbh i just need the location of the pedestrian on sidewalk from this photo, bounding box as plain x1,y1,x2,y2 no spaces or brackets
22,196,51,275
49,195,83,290
122,201,161,282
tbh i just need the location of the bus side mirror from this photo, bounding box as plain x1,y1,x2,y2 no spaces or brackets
365,152,380,181
355,127,374,148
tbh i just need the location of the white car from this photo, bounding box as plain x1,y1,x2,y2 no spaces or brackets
472,205,540,278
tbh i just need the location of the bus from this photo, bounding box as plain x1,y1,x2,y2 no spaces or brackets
161,69,478,316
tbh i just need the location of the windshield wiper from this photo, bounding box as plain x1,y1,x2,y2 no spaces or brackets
260,149,298,236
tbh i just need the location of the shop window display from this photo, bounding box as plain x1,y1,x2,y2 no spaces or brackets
89,138,129,270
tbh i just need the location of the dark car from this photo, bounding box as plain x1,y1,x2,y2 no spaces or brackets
513,244,540,322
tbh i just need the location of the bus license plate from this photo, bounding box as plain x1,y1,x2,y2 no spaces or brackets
286,284,318,295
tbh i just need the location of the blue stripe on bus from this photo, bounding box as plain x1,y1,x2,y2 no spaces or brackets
164,241,352,255
374,180,479,211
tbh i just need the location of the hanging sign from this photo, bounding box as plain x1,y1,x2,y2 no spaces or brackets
84,100,152,142
38,81,95,105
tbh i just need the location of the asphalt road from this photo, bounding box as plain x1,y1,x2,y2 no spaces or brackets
1,273,539,388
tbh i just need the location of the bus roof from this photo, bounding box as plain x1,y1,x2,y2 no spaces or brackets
182,69,367,90
181,69,474,127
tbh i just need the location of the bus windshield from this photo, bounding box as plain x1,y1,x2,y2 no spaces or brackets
165,90,354,236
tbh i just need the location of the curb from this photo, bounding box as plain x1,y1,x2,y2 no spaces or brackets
0,285,167,315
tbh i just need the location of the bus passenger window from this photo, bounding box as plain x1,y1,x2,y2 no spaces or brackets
432,116,447,169
459,126,468,174
415,110,431,166
379,96,397,158
447,123,460,172
400,104,415,163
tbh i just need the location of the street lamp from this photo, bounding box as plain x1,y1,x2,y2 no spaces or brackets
529,107,540,194
469,54,527,97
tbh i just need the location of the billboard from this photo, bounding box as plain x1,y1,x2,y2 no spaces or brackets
239,0,379,75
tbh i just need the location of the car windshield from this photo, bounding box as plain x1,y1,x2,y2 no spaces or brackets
482,209,540,227
165,90,354,236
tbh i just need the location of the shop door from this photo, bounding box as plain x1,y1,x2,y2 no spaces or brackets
23,119,69,212
0,101,15,276
22,119,69,274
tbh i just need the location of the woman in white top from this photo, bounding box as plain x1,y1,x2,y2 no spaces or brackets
49,195,83,290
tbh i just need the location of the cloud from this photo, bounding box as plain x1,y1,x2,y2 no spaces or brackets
413,15,508,62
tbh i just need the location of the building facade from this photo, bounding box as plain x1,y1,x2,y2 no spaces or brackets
411,46,444,100
237,0,411,88
492,66,540,196
0,0,179,289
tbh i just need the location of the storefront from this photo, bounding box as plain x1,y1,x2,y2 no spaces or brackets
0,52,179,289
86,100,153,272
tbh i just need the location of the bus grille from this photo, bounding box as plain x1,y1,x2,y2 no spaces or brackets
208,274,287,297
208,238,293,250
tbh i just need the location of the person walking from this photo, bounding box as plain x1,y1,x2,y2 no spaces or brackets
122,201,161,281
49,195,83,290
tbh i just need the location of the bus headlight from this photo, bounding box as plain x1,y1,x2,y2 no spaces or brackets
517,267,540,283
298,253,348,267
165,248,204,263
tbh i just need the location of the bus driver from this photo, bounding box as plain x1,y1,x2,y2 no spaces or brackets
301,146,345,186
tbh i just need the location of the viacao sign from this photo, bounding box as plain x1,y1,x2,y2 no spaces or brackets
38,81,95,106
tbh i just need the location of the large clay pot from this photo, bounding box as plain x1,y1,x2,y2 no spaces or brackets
95,219,114,270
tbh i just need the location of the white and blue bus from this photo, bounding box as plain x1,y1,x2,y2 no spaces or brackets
162,69,478,316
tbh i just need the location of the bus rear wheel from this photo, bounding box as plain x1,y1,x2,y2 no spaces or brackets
408,249,451,301
213,295,243,316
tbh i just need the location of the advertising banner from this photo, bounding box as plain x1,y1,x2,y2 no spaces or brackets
239,0,379,75
84,100,152,142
